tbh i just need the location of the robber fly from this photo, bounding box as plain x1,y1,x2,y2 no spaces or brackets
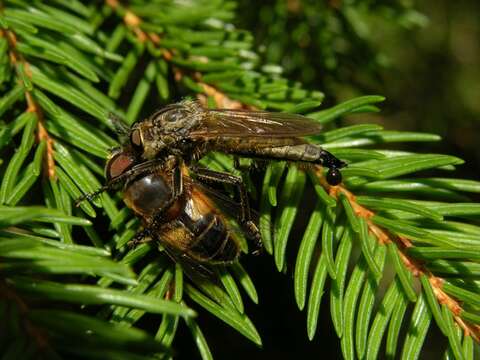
102,148,260,264
124,100,346,186
78,101,344,263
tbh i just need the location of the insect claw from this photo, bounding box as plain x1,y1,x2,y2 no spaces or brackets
244,220,263,255
127,229,151,249
74,194,88,207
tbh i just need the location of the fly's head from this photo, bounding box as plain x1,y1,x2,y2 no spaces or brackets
129,121,167,160
151,101,203,142
128,101,202,160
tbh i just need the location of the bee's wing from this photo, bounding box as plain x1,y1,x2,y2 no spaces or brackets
189,179,264,235
190,109,323,138
159,223,237,283
189,179,241,217
160,241,214,278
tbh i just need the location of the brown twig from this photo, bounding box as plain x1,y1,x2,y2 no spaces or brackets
197,82,249,109
324,169,479,341
104,0,248,110
1,29,56,178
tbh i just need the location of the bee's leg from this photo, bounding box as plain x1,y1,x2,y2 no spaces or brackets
128,228,153,249
190,166,263,255
228,144,346,185
75,158,167,206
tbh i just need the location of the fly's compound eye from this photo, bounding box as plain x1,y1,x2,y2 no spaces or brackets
106,152,135,181
326,168,342,186
130,129,143,151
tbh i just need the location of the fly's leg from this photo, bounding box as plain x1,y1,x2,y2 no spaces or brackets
228,144,346,185
232,156,259,199
190,166,263,255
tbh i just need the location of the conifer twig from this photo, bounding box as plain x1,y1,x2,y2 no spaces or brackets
325,168,480,342
105,0,251,110
0,28,55,178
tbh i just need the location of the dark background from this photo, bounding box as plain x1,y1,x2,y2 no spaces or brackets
174,1,480,358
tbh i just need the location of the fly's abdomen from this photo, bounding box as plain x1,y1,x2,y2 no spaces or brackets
185,213,240,263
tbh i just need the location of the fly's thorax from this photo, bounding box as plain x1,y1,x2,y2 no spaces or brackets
150,101,204,135
128,101,205,160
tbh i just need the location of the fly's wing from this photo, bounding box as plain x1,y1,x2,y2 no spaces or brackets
190,109,323,139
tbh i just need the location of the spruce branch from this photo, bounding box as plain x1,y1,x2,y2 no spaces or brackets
330,184,480,342
0,1,479,359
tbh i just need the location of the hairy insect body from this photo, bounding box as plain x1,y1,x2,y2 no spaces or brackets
122,167,240,264
129,100,346,185
130,103,204,161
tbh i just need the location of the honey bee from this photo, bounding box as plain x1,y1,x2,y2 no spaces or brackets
103,149,260,264
124,100,346,186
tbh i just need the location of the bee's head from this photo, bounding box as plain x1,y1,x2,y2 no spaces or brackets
105,147,136,181
75,147,137,207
